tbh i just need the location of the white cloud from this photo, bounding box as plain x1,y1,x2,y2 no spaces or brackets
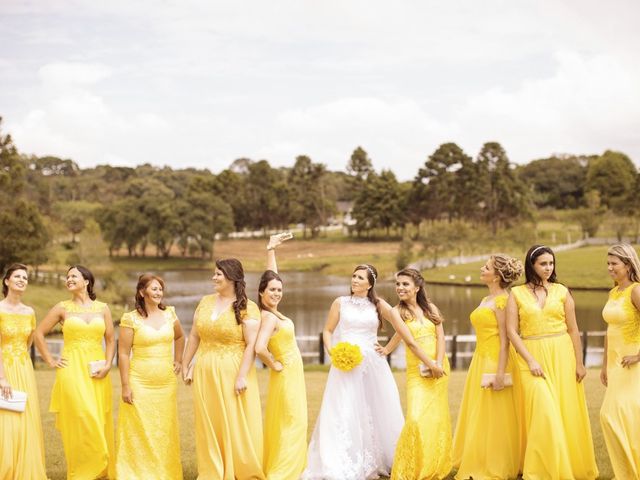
38,62,112,86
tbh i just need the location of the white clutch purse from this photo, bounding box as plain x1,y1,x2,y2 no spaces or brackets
0,390,27,412
419,359,442,378
88,360,107,376
480,373,513,388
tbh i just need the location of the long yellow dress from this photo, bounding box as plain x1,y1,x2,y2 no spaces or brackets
600,282,640,479
511,284,598,480
49,300,115,480
0,311,47,480
452,294,522,479
192,295,265,480
116,307,182,480
391,316,452,480
263,317,307,480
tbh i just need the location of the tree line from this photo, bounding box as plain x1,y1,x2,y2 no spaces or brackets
1,116,639,272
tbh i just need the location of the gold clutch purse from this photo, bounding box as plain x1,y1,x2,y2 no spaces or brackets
480,373,513,388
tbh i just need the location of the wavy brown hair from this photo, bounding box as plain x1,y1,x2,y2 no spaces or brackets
68,265,97,300
216,258,247,324
135,273,167,317
396,268,442,325
351,264,383,328
2,263,28,297
258,270,286,320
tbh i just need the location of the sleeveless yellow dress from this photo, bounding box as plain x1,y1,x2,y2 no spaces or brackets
263,317,307,480
116,307,182,480
511,284,598,480
0,311,47,480
600,282,640,479
49,300,115,480
452,293,522,479
391,315,452,480
192,295,265,480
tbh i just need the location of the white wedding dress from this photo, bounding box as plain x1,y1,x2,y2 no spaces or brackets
303,295,404,480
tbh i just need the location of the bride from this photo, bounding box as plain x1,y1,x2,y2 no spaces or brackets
304,263,433,480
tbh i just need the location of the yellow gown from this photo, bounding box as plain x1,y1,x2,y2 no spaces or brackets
116,307,182,480
263,317,307,480
49,300,115,480
600,282,640,479
452,294,522,479
511,284,598,480
0,311,47,480
391,316,452,480
192,295,265,480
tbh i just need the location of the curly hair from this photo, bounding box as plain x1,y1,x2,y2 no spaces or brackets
491,254,524,288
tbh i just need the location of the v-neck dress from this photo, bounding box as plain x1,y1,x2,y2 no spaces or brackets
49,300,115,480
192,294,265,480
116,307,182,479
510,284,598,480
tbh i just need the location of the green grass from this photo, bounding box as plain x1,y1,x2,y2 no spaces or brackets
424,245,622,290
35,367,612,479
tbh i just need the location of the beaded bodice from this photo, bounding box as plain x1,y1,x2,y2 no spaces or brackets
0,310,35,366
334,296,379,346
195,294,260,355
60,300,107,353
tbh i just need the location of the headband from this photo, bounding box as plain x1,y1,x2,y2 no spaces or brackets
365,265,377,284
529,246,547,259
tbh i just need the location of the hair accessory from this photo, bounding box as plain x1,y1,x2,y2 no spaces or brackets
529,246,547,260
365,265,377,284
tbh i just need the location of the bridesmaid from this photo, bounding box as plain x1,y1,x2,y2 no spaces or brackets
378,268,452,480
35,265,116,480
452,254,523,479
600,243,640,479
254,233,308,480
0,264,47,479
116,274,185,479
506,245,598,480
181,258,265,480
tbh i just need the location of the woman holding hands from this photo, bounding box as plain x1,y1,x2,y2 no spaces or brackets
116,274,185,479
255,233,308,480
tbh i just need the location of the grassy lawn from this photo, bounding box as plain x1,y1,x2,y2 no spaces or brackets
424,245,625,290
35,367,612,479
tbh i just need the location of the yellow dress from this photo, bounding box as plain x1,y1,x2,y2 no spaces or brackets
263,317,307,480
600,282,640,479
193,295,265,480
391,316,452,480
452,294,522,479
49,300,115,480
511,284,598,480
0,311,47,480
116,307,182,480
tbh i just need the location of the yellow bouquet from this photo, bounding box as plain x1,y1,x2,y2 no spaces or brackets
330,342,364,372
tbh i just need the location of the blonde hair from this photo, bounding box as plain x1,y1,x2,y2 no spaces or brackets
607,244,640,284
491,253,524,288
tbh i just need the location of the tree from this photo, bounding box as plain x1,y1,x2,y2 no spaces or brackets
476,142,532,234
54,201,101,243
351,170,405,237
585,150,637,209
346,146,373,181
571,190,607,238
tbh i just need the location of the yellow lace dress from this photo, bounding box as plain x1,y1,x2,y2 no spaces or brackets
511,284,598,480
263,317,307,480
49,300,115,480
452,293,522,479
600,282,640,479
192,295,265,480
116,307,182,480
391,315,452,480
0,311,47,480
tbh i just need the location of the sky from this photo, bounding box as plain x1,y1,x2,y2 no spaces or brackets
1,0,639,180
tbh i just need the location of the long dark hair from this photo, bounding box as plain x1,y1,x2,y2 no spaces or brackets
135,273,167,317
258,270,286,320
396,268,442,325
68,265,97,300
351,264,383,327
524,245,557,293
216,258,247,324
2,263,28,297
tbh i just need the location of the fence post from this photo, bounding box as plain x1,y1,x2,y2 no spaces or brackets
451,335,458,370
318,333,325,364
582,331,588,364
30,343,36,367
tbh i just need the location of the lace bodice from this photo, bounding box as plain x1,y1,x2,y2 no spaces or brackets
602,283,640,344
470,293,507,360
0,311,35,366
334,296,379,347
120,307,178,359
511,284,568,337
60,300,107,353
